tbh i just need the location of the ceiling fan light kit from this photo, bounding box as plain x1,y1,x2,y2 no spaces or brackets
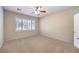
34,11,40,15
33,6,46,15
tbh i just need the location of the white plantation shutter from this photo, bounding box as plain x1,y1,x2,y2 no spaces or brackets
16,18,22,31
23,19,28,30
28,20,32,30
16,18,35,31
31,20,35,30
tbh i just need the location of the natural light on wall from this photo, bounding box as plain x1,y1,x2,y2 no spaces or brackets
16,17,35,31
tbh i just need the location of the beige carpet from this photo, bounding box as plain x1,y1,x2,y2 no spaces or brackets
0,35,79,53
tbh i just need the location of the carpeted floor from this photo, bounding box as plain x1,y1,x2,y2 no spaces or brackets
0,35,79,53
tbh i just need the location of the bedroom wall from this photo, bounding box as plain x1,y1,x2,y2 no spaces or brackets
40,7,79,44
4,10,39,41
0,7,4,48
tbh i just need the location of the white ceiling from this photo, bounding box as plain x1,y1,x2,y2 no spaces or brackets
3,6,74,18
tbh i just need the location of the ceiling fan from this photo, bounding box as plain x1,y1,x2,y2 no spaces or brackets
31,6,46,15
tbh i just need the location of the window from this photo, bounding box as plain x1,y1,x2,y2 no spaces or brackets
16,18,35,31
23,19,28,30
28,20,32,30
16,18,22,31
31,20,35,30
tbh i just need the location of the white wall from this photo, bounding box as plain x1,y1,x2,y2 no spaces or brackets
40,10,73,44
4,10,39,41
0,7,4,48
40,7,79,44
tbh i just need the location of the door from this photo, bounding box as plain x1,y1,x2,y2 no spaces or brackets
74,13,79,48
0,7,3,48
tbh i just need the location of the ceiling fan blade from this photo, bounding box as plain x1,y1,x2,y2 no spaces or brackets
40,11,46,13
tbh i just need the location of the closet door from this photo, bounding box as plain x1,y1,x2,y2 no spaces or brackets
74,13,79,48
0,7,3,48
